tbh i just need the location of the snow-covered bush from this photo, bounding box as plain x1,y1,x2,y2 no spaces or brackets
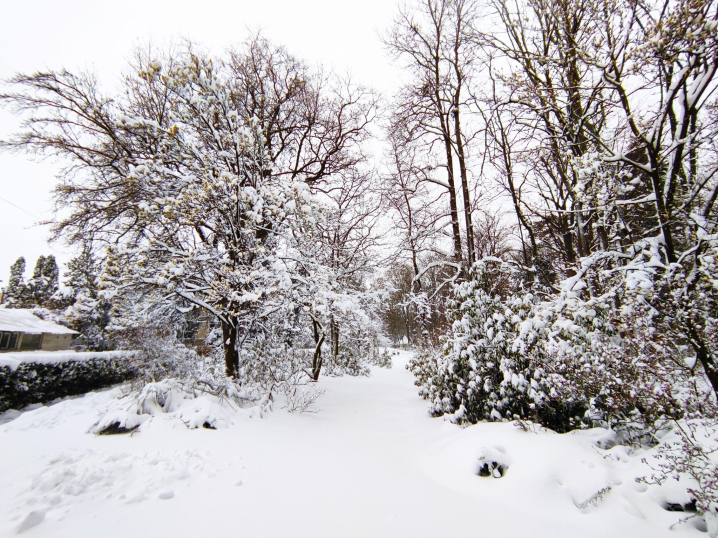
91,376,257,433
0,352,135,412
409,247,717,436
408,260,585,431
91,342,267,434
529,240,718,442
550,303,704,443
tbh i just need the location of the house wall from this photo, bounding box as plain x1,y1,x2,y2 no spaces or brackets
41,333,75,352
0,332,20,352
194,321,210,345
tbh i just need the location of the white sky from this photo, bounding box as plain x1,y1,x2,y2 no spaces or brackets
0,0,401,286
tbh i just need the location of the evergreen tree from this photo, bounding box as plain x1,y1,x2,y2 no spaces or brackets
28,255,46,305
41,255,59,305
65,246,98,300
64,246,111,350
27,255,60,307
3,257,32,308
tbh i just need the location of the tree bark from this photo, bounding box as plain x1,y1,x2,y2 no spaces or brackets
453,106,475,266
330,316,339,362
441,116,464,263
311,319,325,381
222,319,239,378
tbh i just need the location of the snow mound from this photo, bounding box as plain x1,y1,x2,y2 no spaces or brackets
423,421,708,531
1,389,121,432
90,380,257,434
16,510,45,534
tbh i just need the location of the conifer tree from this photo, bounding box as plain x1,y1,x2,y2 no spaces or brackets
28,255,46,305
64,246,111,350
28,255,60,307
41,255,59,305
65,246,98,300
3,257,31,308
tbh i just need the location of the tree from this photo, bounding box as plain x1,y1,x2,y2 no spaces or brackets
27,255,59,307
1,37,377,380
476,0,718,392
384,0,484,268
2,257,31,308
64,244,111,350
88,55,326,378
65,245,100,300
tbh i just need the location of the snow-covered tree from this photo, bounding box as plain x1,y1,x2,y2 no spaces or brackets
92,55,329,377
2,257,31,308
64,245,111,350
27,255,59,307
2,38,377,382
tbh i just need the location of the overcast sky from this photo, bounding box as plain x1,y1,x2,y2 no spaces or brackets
0,0,401,286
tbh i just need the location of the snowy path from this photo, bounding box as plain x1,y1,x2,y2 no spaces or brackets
0,351,704,537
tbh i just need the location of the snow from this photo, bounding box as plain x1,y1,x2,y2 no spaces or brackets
0,351,707,537
0,351,131,372
0,308,78,335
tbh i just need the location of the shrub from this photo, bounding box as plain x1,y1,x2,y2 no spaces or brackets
0,352,135,412
408,261,585,432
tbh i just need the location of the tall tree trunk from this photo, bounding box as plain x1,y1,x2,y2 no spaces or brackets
451,18,475,267
453,106,475,266
442,130,464,262
432,38,463,263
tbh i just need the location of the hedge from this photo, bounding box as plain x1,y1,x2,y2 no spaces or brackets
0,351,136,412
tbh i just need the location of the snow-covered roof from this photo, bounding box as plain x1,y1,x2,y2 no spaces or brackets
0,308,78,335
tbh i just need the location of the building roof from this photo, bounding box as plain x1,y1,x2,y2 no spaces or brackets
0,308,78,335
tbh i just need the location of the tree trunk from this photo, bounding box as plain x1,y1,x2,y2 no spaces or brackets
689,324,718,398
330,316,339,362
312,319,325,381
453,106,475,266
432,47,463,264
442,130,464,263
222,319,239,378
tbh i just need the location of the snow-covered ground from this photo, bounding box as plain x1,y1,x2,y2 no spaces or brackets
0,351,706,537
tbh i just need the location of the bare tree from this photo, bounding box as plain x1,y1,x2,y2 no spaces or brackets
384,0,484,267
